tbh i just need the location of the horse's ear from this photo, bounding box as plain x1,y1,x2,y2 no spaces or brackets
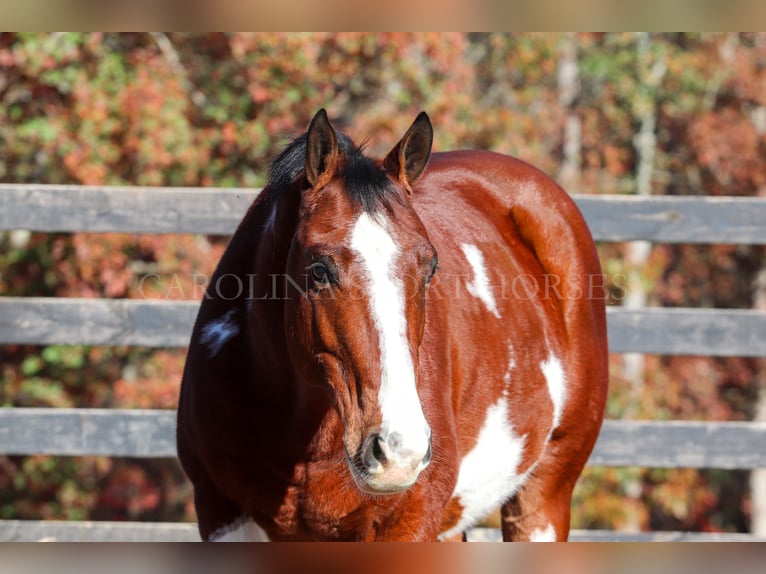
305,109,339,188
383,111,433,191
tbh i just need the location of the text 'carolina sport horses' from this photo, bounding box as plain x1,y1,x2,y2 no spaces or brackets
177,110,608,541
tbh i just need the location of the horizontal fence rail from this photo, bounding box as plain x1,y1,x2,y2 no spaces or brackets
0,520,200,542
3,409,766,469
0,409,177,458
574,195,766,244
607,307,766,356
0,185,258,235
0,297,199,348
1,520,763,542
590,420,766,469
2,185,766,244
468,527,766,543
1,297,765,356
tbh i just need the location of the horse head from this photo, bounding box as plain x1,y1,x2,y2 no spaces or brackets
284,109,437,494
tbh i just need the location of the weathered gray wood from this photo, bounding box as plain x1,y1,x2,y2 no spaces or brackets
575,194,766,244
0,297,198,347
0,520,199,542
469,527,766,542
0,185,258,235
0,520,761,542
606,307,766,357
590,420,766,469
0,408,177,457
2,409,766,469
1,298,764,357
2,184,765,244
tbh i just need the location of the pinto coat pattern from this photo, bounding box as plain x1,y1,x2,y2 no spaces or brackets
176,110,608,541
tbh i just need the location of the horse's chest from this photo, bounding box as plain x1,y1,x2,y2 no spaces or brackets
437,395,542,540
263,464,382,540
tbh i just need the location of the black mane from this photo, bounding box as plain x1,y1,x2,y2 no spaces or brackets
268,130,398,213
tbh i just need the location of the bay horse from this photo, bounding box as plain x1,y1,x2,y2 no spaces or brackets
176,109,608,541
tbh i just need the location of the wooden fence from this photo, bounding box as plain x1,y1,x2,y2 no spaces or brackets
1,184,766,542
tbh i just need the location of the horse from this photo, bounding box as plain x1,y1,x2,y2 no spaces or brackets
176,109,608,541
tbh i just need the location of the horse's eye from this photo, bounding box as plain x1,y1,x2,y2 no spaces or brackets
308,262,330,284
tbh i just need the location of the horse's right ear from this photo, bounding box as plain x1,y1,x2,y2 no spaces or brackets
305,109,339,188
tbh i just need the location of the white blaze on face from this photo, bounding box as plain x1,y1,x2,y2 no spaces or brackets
461,243,501,319
350,212,430,458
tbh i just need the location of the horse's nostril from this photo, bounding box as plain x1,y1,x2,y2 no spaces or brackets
369,434,387,466
363,431,431,473
372,436,386,463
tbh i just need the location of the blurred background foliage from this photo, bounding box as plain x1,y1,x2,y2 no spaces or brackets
0,32,765,532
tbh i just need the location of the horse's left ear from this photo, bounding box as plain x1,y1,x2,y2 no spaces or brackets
383,111,433,192
305,108,339,189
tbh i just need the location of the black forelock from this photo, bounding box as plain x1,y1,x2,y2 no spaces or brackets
267,129,398,213
341,147,398,214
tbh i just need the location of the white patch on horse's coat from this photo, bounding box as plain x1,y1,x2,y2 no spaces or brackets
438,397,527,541
350,212,430,459
530,523,556,542
541,354,566,430
461,243,501,319
200,309,239,357
209,516,270,542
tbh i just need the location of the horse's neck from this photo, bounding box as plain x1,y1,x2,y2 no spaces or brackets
245,330,341,463
240,191,343,459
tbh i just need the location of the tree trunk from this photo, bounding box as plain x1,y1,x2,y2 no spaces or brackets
623,33,666,412
557,32,581,193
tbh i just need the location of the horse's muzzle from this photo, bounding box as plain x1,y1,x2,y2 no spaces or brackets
351,428,432,494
